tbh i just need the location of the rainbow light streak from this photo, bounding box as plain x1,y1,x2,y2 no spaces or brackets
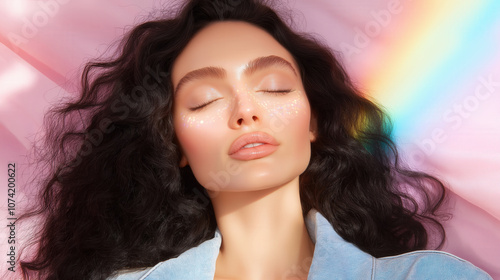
365,0,500,140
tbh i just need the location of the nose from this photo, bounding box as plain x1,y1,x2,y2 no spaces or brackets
228,90,260,129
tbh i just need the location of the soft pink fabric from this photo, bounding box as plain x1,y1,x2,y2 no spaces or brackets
1,0,498,278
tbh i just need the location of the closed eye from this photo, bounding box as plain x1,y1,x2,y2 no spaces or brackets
189,98,222,111
259,89,293,95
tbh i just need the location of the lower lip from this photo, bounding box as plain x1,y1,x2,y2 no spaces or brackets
229,144,278,160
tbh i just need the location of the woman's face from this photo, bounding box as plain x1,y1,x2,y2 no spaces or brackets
172,21,315,193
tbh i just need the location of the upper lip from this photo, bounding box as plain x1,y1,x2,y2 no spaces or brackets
228,132,279,155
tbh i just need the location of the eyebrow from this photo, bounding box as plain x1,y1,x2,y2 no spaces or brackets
174,55,297,95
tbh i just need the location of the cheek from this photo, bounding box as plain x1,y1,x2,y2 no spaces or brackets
283,94,313,176
269,92,312,168
261,91,311,139
175,111,223,159
174,107,229,186
287,98,312,152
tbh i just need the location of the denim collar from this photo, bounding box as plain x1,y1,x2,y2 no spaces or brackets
112,209,491,279
137,209,374,279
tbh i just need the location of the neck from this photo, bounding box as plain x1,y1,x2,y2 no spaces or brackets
210,177,314,280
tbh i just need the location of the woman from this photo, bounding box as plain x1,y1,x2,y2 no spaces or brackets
19,0,491,279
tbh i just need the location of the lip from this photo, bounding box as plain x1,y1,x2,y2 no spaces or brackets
228,132,279,160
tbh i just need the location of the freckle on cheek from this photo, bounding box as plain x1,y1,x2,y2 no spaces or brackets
263,93,306,121
178,106,227,129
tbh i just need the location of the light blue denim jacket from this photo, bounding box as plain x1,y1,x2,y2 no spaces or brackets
109,210,491,279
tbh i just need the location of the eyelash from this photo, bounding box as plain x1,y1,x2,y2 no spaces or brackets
189,89,293,111
189,99,218,111
261,89,293,95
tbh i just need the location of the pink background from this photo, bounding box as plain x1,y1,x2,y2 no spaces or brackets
0,0,499,278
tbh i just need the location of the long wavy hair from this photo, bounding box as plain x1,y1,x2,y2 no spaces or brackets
19,0,446,279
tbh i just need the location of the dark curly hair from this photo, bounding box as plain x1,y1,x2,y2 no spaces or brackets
19,0,446,279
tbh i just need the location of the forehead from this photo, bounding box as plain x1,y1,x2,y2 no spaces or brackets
171,21,297,85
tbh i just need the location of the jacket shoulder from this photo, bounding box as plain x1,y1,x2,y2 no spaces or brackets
374,250,492,280
107,268,151,280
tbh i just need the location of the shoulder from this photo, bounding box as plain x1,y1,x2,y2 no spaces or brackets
107,268,150,280
374,250,492,279
107,230,222,280
308,210,491,279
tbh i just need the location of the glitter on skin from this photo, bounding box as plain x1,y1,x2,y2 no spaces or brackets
179,89,306,133
179,104,228,129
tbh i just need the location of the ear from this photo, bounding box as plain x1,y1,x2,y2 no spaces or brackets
309,112,318,142
179,154,188,167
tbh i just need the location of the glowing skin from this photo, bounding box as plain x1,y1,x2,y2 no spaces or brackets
173,29,314,193
172,22,315,280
